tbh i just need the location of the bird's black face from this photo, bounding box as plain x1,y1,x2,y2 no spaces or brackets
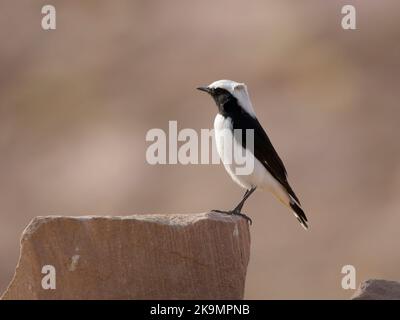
197,87,239,116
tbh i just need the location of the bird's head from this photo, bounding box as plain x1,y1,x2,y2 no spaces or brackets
197,79,256,117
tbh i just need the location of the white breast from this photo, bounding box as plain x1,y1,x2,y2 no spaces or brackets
213,114,289,203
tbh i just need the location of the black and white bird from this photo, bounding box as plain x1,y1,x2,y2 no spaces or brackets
197,79,309,230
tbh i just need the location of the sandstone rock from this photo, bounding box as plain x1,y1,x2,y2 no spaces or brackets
1,212,250,300
352,279,400,300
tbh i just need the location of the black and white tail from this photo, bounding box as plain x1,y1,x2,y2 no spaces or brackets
289,200,309,230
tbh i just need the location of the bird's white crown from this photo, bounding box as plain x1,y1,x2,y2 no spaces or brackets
207,80,256,117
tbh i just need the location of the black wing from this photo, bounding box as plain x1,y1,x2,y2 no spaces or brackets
233,111,301,205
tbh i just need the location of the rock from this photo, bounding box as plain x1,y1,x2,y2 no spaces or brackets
1,212,250,300
352,279,400,300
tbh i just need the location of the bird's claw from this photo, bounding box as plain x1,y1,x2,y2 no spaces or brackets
212,209,253,225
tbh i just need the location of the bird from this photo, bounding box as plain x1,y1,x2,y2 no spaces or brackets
197,80,309,230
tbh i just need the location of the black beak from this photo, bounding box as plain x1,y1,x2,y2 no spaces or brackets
197,86,211,94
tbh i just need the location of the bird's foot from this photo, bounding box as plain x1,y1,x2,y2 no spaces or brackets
211,209,252,225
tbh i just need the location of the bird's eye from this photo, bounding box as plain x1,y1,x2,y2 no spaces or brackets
213,88,224,95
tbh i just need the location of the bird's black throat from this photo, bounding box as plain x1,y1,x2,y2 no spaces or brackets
209,88,246,119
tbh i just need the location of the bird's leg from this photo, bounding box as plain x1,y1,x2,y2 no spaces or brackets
229,187,256,224
212,187,257,225
212,189,250,214
233,187,256,213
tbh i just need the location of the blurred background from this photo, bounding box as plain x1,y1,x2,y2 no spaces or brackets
1,0,399,299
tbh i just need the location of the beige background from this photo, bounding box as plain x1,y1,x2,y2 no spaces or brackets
0,0,399,299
